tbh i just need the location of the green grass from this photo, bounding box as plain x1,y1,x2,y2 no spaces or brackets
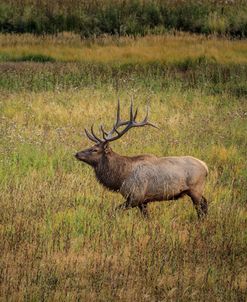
0,34,247,301
1,61,247,98
13,54,56,62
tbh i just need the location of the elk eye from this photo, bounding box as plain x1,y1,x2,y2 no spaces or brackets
92,149,98,153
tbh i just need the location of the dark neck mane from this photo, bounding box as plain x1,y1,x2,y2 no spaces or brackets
94,151,133,191
93,149,157,192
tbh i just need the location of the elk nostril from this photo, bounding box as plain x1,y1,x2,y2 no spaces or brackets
75,153,79,159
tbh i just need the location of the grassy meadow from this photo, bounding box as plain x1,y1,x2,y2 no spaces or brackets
1,33,247,64
0,33,247,301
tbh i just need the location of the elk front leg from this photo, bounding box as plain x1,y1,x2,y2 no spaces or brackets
138,204,149,218
115,197,132,211
115,198,149,218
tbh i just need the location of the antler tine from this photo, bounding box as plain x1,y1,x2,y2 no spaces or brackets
116,98,121,125
104,102,158,142
99,99,124,140
130,99,134,121
84,128,100,143
91,124,103,143
104,100,121,139
100,124,107,135
133,107,138,121
145,121,159,129
84,100,158,144
137,106,159,128
112,98,127,129
110,98,128,133
100,125,108,140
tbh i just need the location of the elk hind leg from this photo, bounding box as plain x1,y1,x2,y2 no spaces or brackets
200,196,208,216
188,191,208,219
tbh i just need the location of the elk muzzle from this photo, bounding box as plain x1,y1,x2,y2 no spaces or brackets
75,151,87,161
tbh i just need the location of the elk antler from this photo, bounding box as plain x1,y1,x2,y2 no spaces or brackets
84,99,158,144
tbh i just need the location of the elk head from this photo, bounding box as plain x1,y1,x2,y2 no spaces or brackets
75,100,158,167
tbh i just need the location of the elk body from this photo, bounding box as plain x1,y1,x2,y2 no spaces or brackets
75,101,208,218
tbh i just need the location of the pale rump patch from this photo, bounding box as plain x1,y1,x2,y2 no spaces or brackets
190,156,209,175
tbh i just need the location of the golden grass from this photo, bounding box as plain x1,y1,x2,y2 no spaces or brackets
1,85,246,301
0,32,247,300
1,32,247,64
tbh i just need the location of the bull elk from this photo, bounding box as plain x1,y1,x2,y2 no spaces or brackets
75,101,208,218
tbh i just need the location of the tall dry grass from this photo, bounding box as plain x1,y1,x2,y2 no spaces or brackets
1,33,247,64
0,86,246,301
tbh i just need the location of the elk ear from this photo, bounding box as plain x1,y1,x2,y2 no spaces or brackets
103,142,111,154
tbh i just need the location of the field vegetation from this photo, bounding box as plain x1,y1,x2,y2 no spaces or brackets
1,33,247,97
1,0,247,37
0,32,247,301
1,33,247,64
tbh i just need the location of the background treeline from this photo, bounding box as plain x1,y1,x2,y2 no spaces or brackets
1,0,247,38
